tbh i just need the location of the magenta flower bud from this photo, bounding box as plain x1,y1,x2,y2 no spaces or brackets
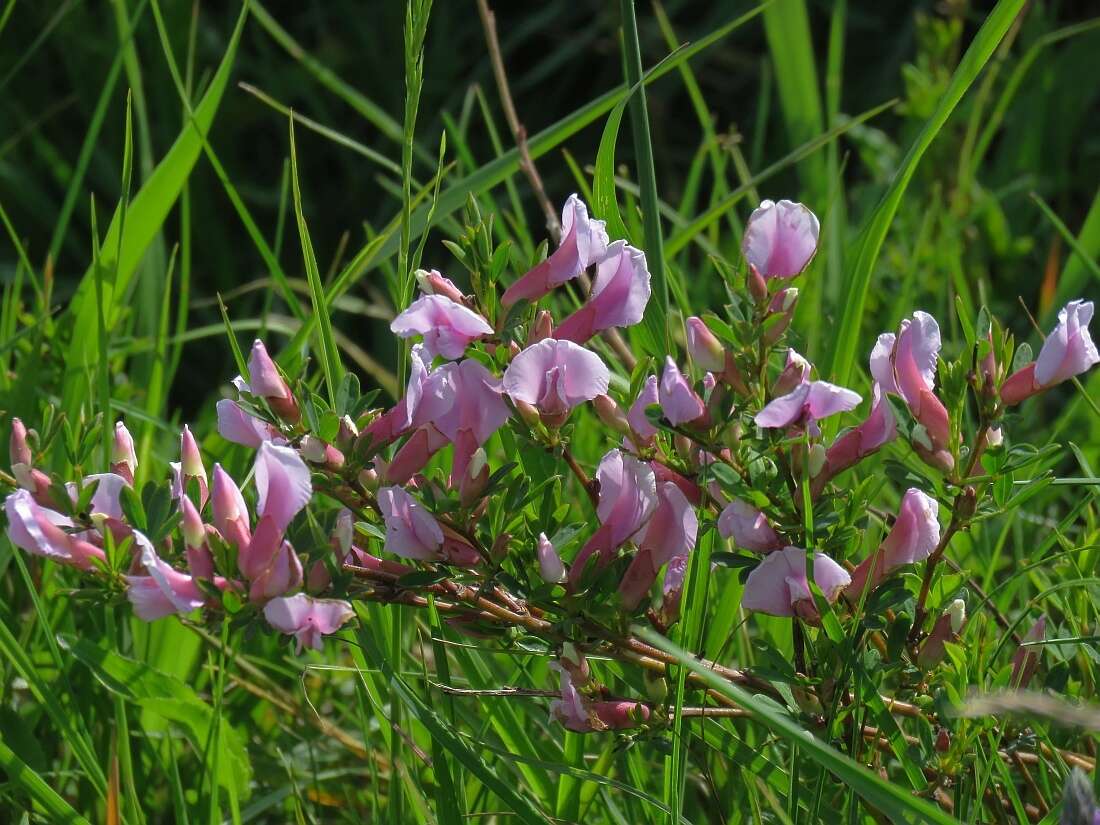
527,310,554,346
685,317,725,373
503,339,610,424
537,532,566,584
1002,300,1098,405
846,488,940,599
554,241,651,344
502,194,609,308
755,380,861,432
762,288,799,346
568,450,658,587
391,294,493,360
248,340,300,423
1010,616,1045,689
181,495,206,551
718,498,782,552
742,546,850,620
917,598,965,670
111,422,137,484
212,464,251,553
593,394,630,436
414,268,465,303
171,425,209,507
619,482,696,610
627,375,660,443
774,349,811,397
378,485,444,561
659,357,706,427
742,199,820,279
9,418,32,468
747,264,769,303
264,593,354,652
300,435,345,470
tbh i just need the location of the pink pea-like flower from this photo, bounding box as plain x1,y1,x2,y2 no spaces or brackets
390,294,493,360
659,357,706,426
125,534,206,621
502,194,609,307
431,359,511,485
742,546,850,619
813,384,897,492
1001,300,1098,405
742,199,820,279
216,399,281,448
360,344,454,451
627,375,660,442
4,488,105,571
754,380,861,431
503,338,610,419
846,488,939,599
554,241,651,344
378,485,444,561
717,498,782,553
212,463,252,553
619,481,697,609
263,593,355,653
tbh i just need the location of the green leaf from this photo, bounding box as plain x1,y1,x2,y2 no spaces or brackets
0,739,91,824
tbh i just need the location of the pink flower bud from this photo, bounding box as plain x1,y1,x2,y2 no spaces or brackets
917,599,964,670
248,340,300,423
414,268,465,303
593,394,630,436
627,375,660,443
111,422,137,483
1010,616,1045,689
774,349,811,397
459,448,489,508
9,418,32,468
685,316,725,373
527,310,554,346
537,532,566,584
846,488,939,599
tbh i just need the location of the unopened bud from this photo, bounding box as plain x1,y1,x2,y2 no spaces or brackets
181,496,206,551
934,727,951,753
956,485,978,521
807,443,827,478
111,422,137,479
774,350,811,396
985,426,1003,448
685,316,725,373
593,395,630,436
357,467,379,492
642,668,668,703
947,598,966,633
762,289,798,346
490,532,511,563
527,310,553,345
459,447,490,507
561,642,590,685
747,264,768,304
336,415,359,450
537,532,566,584
10,418,32,468
247,340,300,423
180,426,205,480
334,508,354,556
515,399,542,429
414,268,465,302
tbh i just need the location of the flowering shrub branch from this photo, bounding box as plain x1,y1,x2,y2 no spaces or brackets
4,193,1098,793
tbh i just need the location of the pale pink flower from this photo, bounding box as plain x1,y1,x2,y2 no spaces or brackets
125,534,205,621
627,375,660,442
503,339,609,419
685,316,725,373
846,488,939,599
360,345,453,450
659,357,706,426
378,485,444,561
1002,300,1099,405
216,399,281,448
554,241,651,344
263,593,354,653
4,489,105,571
813,384,897,492
240,443,312,596
742,546,850,619
502,194,608,307
742,199,820,279
537,532,566,584
431,359,510,485
754,380,861,431
619,482,697,609
717,498,782,553
391,294,493,360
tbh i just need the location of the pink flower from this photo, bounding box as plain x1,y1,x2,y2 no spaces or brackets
537,532,566,584
248,340,300,423
216,399,281,448
742,199,820,279
813,384,897,492
554,241,651,344
180,496,214,580
503,339,610,421
774,350,811,396
685,317,725,373
502,194,608,307
111,422,137,484
391,294,493,360
872,313,953,471
9,418,50,500
717,498,782,552
4,489,105,571
742,546,850,619
263,593,354,653
240,444,312,596
568,450,657,587
754,380,861,431
431,359,510,485
1002,300,1099,405
360,345,454,451
619,482,697,609
125,534,205,621
658,554,688,627
385,424,450,487
659,357,706,426
548,662,649,732
846,488,939,599
627,375,660,442
378,485,444,561
1010,616,1045,689
9,417,31,467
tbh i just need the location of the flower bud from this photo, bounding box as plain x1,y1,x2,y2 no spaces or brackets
414,268,465,303
947,598,966,633
9,418,32,468
459,447,490,508
747,264,768,304
934,728,951,753
490,532,511,564
357,467,380,492
561,642,590,685
1010,616,1045,689
336,415,359,450
774,349,811,396
334,509,354,556
301,435,346,470
537,532,566,584
593,395,630,436
762,288,799,346
807,443,827,479
111,422,137,483
685,316,725,373
181,495,206,551
642,668,668,703
248,340,300,423
515,399,542,429
527,310,554,345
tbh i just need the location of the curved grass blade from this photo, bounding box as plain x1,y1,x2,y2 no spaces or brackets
0,739,91,825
